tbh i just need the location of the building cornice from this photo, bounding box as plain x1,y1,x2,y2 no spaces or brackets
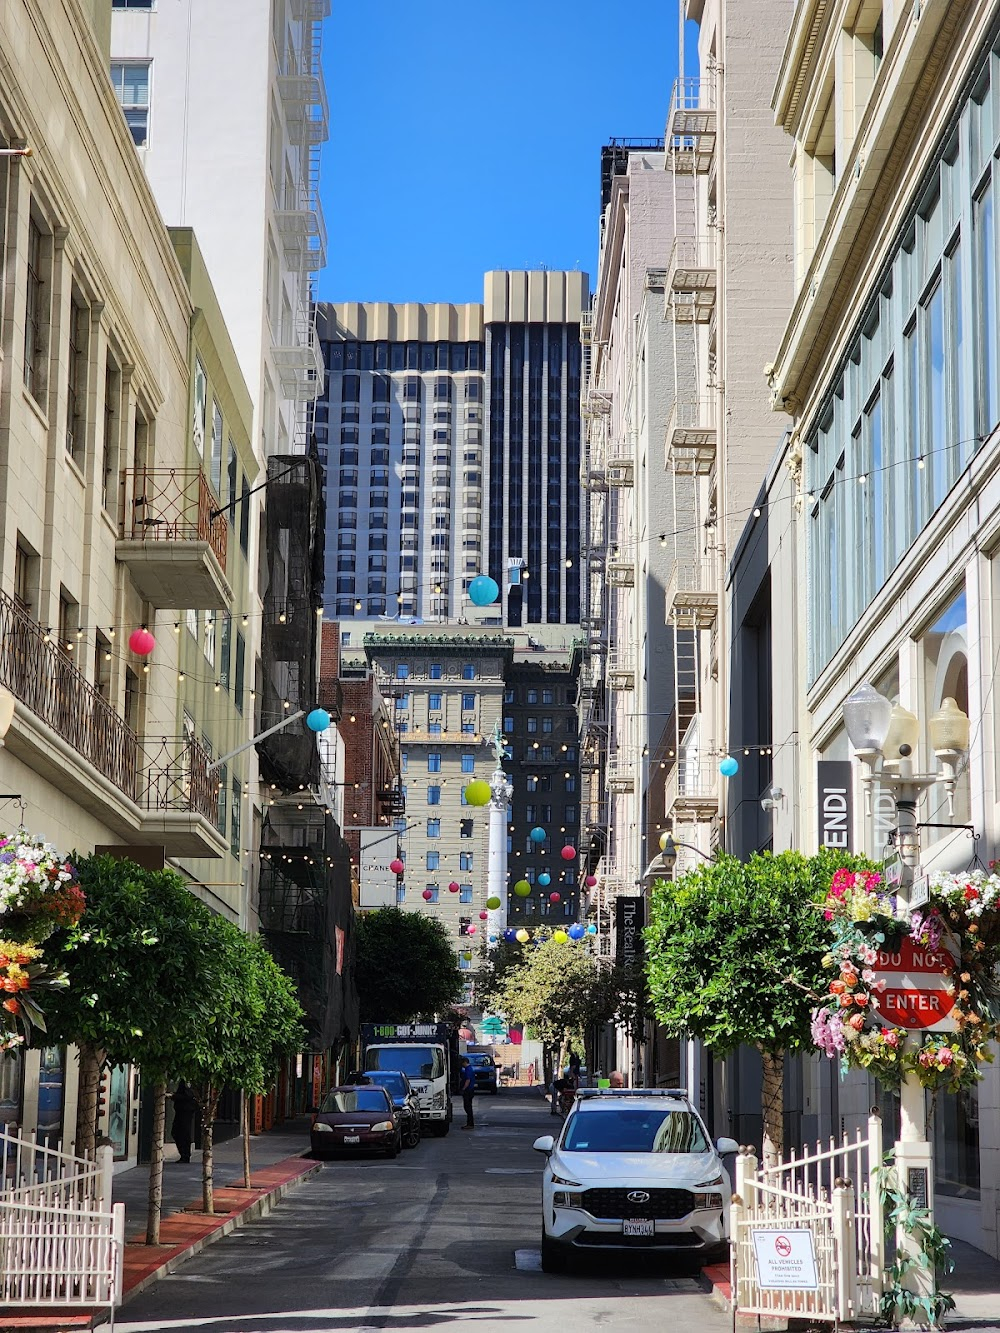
773,0,833,133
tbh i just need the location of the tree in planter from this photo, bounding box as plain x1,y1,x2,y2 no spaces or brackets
41,855,224,1244
644,848,876,1163
354,908,463,1023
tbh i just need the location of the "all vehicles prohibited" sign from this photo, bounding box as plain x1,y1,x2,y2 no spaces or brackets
871,936,956,1032
751,1229,819,1290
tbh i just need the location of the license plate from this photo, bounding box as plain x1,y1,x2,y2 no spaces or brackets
343,1135,360,1144
623,1218,654,1237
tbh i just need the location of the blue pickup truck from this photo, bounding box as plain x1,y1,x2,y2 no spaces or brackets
466,1050,499,1094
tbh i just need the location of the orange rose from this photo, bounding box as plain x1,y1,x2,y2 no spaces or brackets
842,973,858,987
16,977,28,990
848,1013,865,1031
855,993,869,1006
830,980,846,995
839,994,854,1008
3,999,20,1015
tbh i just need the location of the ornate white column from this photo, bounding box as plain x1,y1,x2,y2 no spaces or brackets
486,762,512,946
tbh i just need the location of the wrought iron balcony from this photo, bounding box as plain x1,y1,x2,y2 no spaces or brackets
377,781,406,817
118,469,231,610
136,736,227,859
665,558,719,627
667,76,716,170
663,757,719,824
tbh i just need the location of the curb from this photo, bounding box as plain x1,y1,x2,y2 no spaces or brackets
699,1262,732,1312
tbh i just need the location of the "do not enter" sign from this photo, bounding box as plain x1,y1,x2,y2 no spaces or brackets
872,936,956,1032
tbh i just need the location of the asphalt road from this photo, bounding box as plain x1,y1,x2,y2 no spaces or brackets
115,1089,731,1333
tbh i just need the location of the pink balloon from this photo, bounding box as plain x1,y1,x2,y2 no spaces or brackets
390,859,404,875
549,892,561,903
560,845,576,862
448,881,460,893
585,874,597,888
479,911,489,920
128,628,155,656
422,889,433,901
467,925,477,934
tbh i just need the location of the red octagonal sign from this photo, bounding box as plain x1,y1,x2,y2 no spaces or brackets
871,937,956,1032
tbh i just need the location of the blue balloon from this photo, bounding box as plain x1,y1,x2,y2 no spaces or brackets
488,935,497,944
503,928,517,943
568,924,586,941
529,826,546,843
586,924,598,935
719,756,739,777
469,575,500,607
306,708,331,732
537,872,551,887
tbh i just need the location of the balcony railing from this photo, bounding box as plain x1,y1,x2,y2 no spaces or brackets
666,558,720,626
666,399,718,476
120,468,228,569
0,591,138,796
137,736,217,825
663,757,719,821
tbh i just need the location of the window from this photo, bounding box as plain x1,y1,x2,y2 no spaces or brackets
460,852,473,871
462,693,475,711
426,852,440,871
427,785,440,805
193,356,207,457
112,0,154,7
542,689,554,705
459,955,471,972
396,884,406,904
429,664,443,679
230,778,242,857
428,753,441,773
461,722,475,734
234,630,246,714
219,613,231,688
429,723,442,735
428,693,442,711
396,664,410,679
13,539,38,617
462,664,476,680
110,61,151,146
460,885,473,904
23,218,49,401
461,754,475,773
239,476,250,555
211,402,224,496
565,806,577,824
101,356,121,512
203,612,217,668
215,762,227,837
527,689,538,704
503,717,514,733
65,296,88,464
460,819,473,838
427,819,440,838
564,775,576,793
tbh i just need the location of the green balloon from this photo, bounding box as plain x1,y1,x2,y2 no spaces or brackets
513,880,532,897
486,896,501,910
464,780,492,806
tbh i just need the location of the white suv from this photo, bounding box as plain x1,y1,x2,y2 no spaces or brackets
532,1089,738,1272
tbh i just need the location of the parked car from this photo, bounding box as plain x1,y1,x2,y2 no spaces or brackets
311,1086,401,1159
532,1089,739,1272
361,1071,422,1148
466,1051,498,1093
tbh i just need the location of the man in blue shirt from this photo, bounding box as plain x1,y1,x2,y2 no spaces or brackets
459,1057,476,1129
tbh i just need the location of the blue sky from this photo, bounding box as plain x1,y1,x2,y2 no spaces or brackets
318,3,684,306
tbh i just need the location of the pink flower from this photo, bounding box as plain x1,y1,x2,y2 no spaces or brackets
938,1048,954,1066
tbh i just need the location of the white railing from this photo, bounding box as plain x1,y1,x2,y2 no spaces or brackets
731,1113,884,1324
0,1130,123,1322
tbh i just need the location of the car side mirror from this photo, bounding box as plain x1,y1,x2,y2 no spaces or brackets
532,1135,554,1154
716,1136,739,1155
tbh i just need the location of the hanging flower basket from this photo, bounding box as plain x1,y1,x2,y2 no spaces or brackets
0,834,84,1052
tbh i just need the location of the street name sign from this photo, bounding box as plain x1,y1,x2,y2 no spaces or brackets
751,1229,819,1291
871,936,956,1031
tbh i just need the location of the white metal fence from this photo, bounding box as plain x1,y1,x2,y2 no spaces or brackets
0,1130,124,1324
731,1111,884,1324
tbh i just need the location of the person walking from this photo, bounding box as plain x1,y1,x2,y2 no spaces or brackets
170,1081,197,1163
526,1062,535,1088
459,1057,476,1129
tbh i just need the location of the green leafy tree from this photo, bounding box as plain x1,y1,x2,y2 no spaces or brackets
644,848,875,1161
495,937,623,1077
354,908,463,1022
42,856,225,1243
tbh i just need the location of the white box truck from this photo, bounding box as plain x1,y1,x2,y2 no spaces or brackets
360,1022,455,1136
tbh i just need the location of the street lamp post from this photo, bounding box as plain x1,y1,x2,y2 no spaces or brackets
842,682,971,1317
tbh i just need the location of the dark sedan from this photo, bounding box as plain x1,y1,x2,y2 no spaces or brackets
311,1086,401,1159
362,1071,421,1148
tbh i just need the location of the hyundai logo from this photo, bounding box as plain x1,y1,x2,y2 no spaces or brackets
626,1190,650,1203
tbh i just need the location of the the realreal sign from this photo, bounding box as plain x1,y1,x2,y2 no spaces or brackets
615,896,645,970
817,760,853,852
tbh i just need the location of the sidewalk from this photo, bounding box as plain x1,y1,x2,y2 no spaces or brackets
4,1117,320,1332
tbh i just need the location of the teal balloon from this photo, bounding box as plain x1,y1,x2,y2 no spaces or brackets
469,575,500,607
306,708,331,732
586,924,597,935
568,924,585,940
529,826,546,843
537,872,551,887
719,756,739,777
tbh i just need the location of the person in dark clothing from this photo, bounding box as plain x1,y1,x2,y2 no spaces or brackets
459,1057,476,1129
170,1081,197,1163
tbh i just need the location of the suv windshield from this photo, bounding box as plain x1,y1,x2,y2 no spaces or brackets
365,1073,407,1098
563,1108,709,1154
468,1054,492,1067
320,1089,390,1114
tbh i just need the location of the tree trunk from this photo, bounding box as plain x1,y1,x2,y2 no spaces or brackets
242,1095,252,1190
201,1086,218,1215
759,1048,784,1168
75,1044,104,1156
145,1081,167,1245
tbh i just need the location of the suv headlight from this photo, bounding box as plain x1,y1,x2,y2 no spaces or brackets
551,1173,582,1187
695,1175,725,1188
691,1192,724,1210
312,1122,333,1133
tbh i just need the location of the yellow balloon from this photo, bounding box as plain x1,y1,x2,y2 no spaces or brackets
515,928,530,943
553,929,568,943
